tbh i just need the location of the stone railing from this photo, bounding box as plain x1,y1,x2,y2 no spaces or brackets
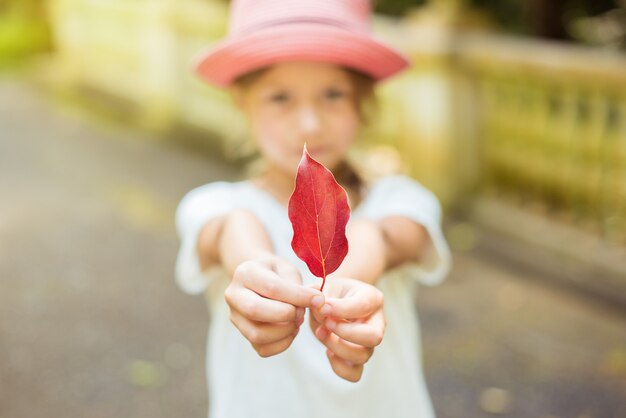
47,0,241,135
459,34,626,245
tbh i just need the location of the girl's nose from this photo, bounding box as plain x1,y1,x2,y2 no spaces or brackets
297,105,321,135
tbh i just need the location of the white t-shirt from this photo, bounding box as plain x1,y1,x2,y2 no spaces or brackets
175,175,451,418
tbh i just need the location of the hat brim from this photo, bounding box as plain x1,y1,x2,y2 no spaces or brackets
193,23,410,87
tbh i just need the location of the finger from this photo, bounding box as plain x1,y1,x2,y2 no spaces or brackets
241,264,323,308
324,289,383,319
307,281,325,293
309,303,331,325
230,310,301,346
276,263,326,310
308,285,331,323
254,332,298,358
325,311,385,348
225,287,297,322
296,307,305,325
316,330,373,366
314,324,330,342
326,349,364,382
307,283,329,314
309,310,322,335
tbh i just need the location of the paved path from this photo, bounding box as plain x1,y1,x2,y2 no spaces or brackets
1,77,625,418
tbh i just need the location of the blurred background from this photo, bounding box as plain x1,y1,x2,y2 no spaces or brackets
1,0,625,417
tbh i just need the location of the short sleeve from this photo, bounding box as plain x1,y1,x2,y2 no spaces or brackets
356,175,452,286
174,182,238,295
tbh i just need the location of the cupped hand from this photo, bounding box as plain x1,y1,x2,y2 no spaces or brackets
309,277,385,382
224,253,324,357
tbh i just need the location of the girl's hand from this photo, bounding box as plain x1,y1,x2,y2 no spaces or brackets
225,253,325,357
309,277,385,382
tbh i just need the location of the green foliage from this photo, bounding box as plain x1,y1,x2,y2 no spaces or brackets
0,0,50,65
374,0,427,16
375,0,623,41
470,0,525,33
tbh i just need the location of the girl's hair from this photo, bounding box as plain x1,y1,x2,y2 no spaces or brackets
233,66,376,207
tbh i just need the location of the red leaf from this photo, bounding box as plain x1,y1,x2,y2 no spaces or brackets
288,145,350,291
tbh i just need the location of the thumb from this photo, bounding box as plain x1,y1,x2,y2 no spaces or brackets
274,262,328,309
307,282,323,292
306,282,329,320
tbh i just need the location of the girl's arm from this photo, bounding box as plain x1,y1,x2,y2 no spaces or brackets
327,216,430,285
197,208,273,275
198,209,324,357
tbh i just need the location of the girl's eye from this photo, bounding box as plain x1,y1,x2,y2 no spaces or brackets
324,89,349,100
268,92,290,103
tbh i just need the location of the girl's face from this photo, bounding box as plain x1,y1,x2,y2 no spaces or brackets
234,62,361,177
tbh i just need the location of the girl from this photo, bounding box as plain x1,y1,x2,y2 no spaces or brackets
175,1,452,417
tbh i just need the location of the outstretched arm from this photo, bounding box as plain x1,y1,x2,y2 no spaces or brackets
329,216,431,284
197,208,274,276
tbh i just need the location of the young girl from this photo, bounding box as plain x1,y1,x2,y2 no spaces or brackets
175,1,451,417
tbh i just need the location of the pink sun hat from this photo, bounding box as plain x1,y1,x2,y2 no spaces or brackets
193,0,410,87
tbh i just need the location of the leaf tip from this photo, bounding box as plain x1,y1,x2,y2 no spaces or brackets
299,143,310,167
